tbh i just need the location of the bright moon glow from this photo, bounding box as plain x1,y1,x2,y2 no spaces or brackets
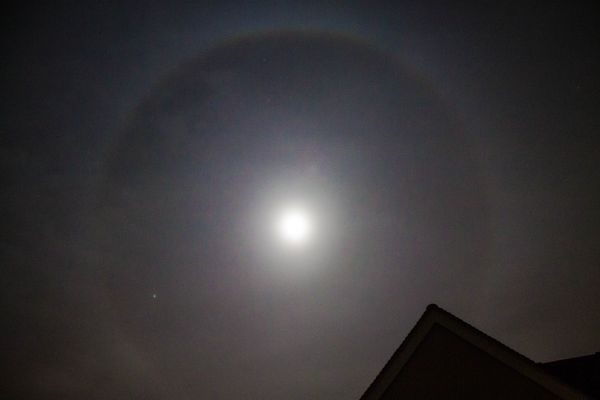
277,208,312,246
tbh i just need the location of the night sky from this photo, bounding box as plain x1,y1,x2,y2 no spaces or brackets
3,2,599,398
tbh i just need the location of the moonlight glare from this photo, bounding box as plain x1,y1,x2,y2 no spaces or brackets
277,207,312,246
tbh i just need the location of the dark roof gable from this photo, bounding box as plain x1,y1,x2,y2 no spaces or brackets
360,304,588,399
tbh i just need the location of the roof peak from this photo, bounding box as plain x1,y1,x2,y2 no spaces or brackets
360,304,587,400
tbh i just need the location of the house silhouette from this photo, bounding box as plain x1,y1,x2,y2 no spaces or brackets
360,304,599,399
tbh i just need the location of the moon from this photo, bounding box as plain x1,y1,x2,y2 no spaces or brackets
277,207,312,246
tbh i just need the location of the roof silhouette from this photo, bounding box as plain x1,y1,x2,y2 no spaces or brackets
360,304,592,399
542,352,600,398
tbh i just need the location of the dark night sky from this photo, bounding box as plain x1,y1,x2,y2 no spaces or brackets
2,2,599,398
